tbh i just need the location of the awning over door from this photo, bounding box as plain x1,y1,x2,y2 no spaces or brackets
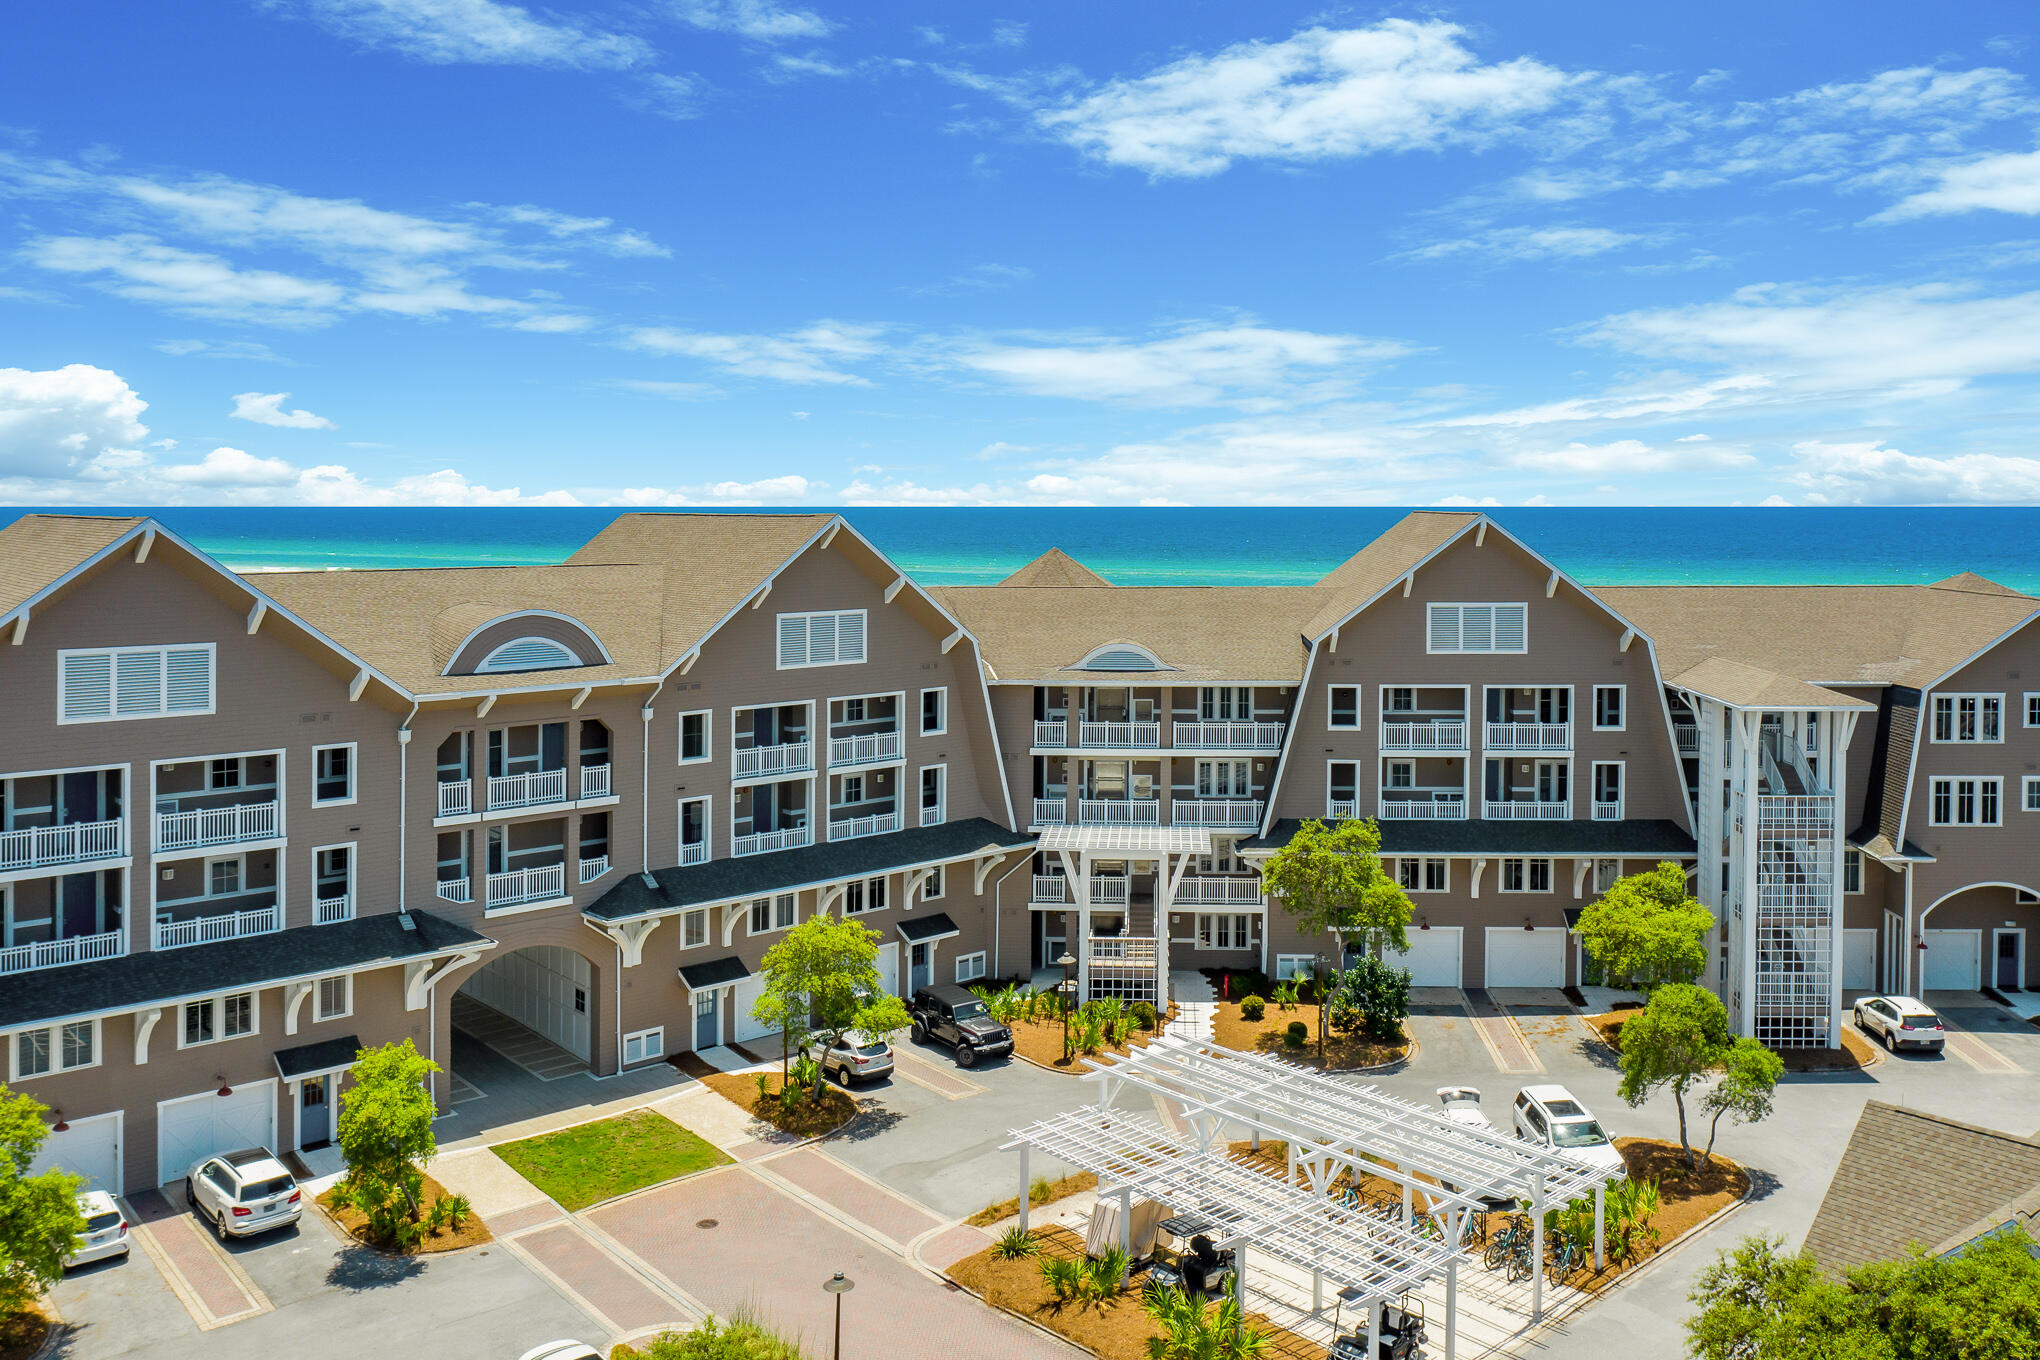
1561,907,1585,929
274,1035,361,1082
897,912,960,945
678,956,751,992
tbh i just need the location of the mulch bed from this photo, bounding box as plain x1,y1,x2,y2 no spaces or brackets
1585,1010,1879,1070
948,1225,1322,1360
0,1307,53,1360
318,1173,492,1254
965,1171,1099,1227
1211,1001,1409,1070
1006,1009,1176,1074
700,1070,857,1138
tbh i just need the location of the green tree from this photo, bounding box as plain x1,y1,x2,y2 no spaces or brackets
1259,818,1414,1061
1335,955,1412,1042
1616,983,1730,1169
1699,1037,1784,1169
752,913,911,1083
331,1039,437,1245
1576,861,1715,993
0,1087,85,1321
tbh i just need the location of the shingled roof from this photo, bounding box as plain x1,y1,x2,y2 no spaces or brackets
1802,1101,2040,1273
998,549,1113,588
0,514,147,619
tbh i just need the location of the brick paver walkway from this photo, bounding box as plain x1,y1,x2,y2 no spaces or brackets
512,1221,693,1336
1463,989,1543,1075
757,1147,945,1248
125,1189,269,1329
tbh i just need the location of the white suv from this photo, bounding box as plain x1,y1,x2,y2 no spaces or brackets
1511,1085,1626,1177
187,1148,303,1240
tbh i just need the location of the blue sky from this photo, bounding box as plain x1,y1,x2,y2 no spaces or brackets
4,2,2040,507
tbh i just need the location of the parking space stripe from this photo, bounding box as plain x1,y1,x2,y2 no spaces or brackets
1462,989,1544,1075
1940,1025,2023,1074
122,1189,271,1331
888,1048,985,1099
747,1147,945,1251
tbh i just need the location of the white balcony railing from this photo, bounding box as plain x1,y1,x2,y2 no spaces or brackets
1483,801,1570,820
679,839,710,866
155,801,280,853
1078,799,1160,825
579,854,611,883
1031,874,1070,904
1033,720,1069,748
1484,722,1572,752
0,929,123,976
920,804,942,828
1176,878,1265,905
1379,800,1468,820
156,904,279,950
1173,799,1264,828
579,763,612,799
488,768,568,813
0,818,124,873
829,812,899,842
734,825,813,858
438,780,472,818
1380,720,1468,752
1092,877,1130,906
1032,798,1068,826
1675,723,1699,755
1592,800,1624,822
314,893,353,925
734,741,813,780
436,879,473,903
829,731,903,768
1172,721,1284,750
486,863,566,909
1078,721,1162,749
1328,799,1359,819
1089,935,1158,967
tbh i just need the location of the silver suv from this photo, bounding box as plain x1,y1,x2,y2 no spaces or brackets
187,1148,302,1240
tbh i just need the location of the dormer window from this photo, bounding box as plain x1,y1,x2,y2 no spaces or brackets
1076,643,1172,672
443,609,610,675
477,637,580,673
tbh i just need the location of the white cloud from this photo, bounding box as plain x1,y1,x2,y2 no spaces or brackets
627,72,708,120
622,322,885,384
1399,225,1649,264
230,391,337,429
1435,375,1773,428
670,0,831,41
488,204,669,256
605,378,724,400
1034,20,1576,177
990,21,1027,48
613,473,815,504
26,235,349,325
1878,146,2040,219
160,446,301,485
1785,438,2040,504
262,0,651,69
0,364,150,478
765,51,848,81
156,338,288,362
1511,438,1754,476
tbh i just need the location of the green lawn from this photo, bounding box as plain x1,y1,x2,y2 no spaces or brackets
494,1108,730,1211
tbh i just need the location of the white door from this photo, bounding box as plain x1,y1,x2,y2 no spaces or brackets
1922,929,1982,991
462,946,593,1060
1484,928,1566,988
1842,929,1877,991
1390,928,1463,988
733,973,772,1044
158,1081,277,1185
875,941,899,997
33,1111,121,1194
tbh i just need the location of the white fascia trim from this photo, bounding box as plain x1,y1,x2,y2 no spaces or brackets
441,608,615,674
584,841,1029,925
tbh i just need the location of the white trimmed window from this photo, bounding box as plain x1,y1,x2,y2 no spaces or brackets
1931,693,2003,743
921,687,947,735
2026,693,2040,729
1592,686,1624,731
1843,849,1863,893
1931,776,2002,825
1395,858,1448,892
843,876,888,915
920,765,946,827
182,992,256,1047
680,907,710,949
59,644,215,724
1196,914,1257,950
750,893,798,935
316,974,352,1022
11,1020,98,1081
477,637,578,673
314,743,355,805
954,951,986,983
1199,687,1252,721
1594,857,1622,892
1501,858,1553,892
777,610,867,669
2025,776,2040,813
623,1027,665,1065
922,865,945,900
1426,604,1527,655
678,710,711,764
1327,685,1360,730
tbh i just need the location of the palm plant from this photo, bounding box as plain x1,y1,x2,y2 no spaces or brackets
1038,1254,1085,1304
992,1226,1039,1260
1141,1285,1269,1360
1083,1246,1130,1303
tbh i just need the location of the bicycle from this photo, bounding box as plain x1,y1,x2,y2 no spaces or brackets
1482,1215,1530,1271
1546,1238,1582,1287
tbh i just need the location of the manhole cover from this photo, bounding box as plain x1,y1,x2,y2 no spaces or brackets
696,1218,719,1229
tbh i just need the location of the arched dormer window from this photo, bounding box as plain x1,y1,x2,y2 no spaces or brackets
1076,642,1173,672
477,636,580,673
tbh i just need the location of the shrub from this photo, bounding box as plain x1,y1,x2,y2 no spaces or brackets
1132,1001,1158,1031
1284,1020,1309,1049
1085,1247,1129,1303
1339,955,1414,1041
1039,1254,1085,1304
634,1314,810,1359
993,1226,1040,1260
1271,981,1297,1011
439,1192,472,1230
1239,995,1266,1021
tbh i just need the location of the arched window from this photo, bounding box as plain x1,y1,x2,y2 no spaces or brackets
476,636,581,673
1077,643,1170,672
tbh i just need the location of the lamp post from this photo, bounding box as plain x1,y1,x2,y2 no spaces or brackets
1057,951,1077,1061
1312,951,1327,1066
823,1271,854,1360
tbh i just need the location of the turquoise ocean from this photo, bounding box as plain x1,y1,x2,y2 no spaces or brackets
7,507,2040,591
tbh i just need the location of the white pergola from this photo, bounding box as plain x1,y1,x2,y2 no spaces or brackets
1034,824,1216,1005
1005,1106,1465,1359
1080,1038,1621,1324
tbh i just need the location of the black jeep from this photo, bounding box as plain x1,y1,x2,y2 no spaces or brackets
909,983,1013,1068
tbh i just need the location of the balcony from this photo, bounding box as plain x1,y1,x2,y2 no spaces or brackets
829,812,900,842
486,863,566,910
1173,799,1264,829
1380,799,1468,820
155,801,280,853
1089,935,1158,969
734,741,814,781
1591,799,1624,821
1328,799,1358,819
1173,721,1283,751
1380,721,1469,753
488,768,568,813
579,854,611,883
679,840,710,867
1078,799,1160,826
1031,874,1071,905
734,825,813,857
1033,720,1068,748
579,764,612,800
1484,722,1572,752
314,892,353,925
435,878,473,903
156,902,279,950
1483,801,1570,820
1091,877,1130,906
1675,724,1699,756
829,731,903,770
0,929,123,976
1078,721,1161,750
438,780,473,818
1032,798,1069,827
1176,877,1264,905
0,818,125,874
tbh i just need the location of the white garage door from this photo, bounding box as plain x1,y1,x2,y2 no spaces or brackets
33,1112,122,1194
462,946,592,1060
1390,928,1463,988
158,1081,276,1185
1842,929,1877,991
875,941,899,997
1923,929,1981,991
1484,928,1566,989
732,972,773,1044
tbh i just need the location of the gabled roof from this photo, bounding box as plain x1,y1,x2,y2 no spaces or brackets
998,549,1113,588
1304,511,1481,640
0,514,148,619
1802,1101,2040,1274
1664,658,1874,711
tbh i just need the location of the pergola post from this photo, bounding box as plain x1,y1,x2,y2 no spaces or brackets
1401,1176,1412,1224
1231,1244,1247,1344
1312,1269,1322,1316
1018,1145,1031,1232
1593,1179,1605,1272
1445,1256,1459,1360
1531,1178,1546,1321
1118,1187,1133,1283
1367,1298,1380,1360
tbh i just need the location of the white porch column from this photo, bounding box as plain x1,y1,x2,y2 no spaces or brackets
1445,1256,1459,1360
1593,1179,1605,1271
1017,1145,1031,1232
1366,1299,1380,1360
1530,1177,1546,1321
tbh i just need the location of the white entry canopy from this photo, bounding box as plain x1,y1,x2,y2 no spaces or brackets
1035,824,1215,856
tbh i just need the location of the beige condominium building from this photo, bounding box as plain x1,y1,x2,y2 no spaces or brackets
3,507,2036,1194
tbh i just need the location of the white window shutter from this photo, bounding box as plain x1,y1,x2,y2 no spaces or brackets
1427,605,1460,652
808,612,837,664
115,649,164,715
1494,604,1527,652
166,648,212,711
777,615,807,668
1460,605,1494,653
836,611,865,663
61,653,112,720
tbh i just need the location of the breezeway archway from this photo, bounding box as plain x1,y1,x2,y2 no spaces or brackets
1916,882,2040,993
455,943,596,1075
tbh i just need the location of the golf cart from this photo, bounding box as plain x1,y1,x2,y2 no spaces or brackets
1330,1295,1428,1360
1143,1211,1238,1299
1436,1086,1493,1132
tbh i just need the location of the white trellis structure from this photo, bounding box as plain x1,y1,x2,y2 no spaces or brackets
1036,823,1217,1008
